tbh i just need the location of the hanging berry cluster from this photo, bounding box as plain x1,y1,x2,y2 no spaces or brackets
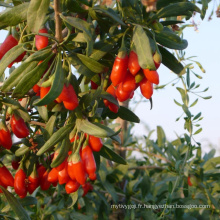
0,132,102,198
105,47,161,113
0,113,29,150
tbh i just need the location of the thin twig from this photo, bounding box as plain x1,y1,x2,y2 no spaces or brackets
29,121,46,127
54,0,63,42
148,152,172,164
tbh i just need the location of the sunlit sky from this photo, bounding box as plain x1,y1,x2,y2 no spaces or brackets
0,3,219,155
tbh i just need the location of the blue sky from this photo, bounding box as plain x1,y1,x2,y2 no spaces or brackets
0,4,219,154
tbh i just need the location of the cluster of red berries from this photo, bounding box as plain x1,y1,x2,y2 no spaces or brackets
104,50,161,113
0,133,102,198
31,28,79,111
0,113,29,150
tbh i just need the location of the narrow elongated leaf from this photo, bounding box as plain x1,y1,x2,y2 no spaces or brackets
37,105,48,121
1,61,38,92
0,3,29,29
76,119,112,137
100,91,119,107
90,33,123,61
37,123,74,156
76,119,121,143
1,98,30,122
25,48,52,63
99,145,127,165
102,180,118,202
138,176,151,198
0,44,25,77
93,6,125,26
154,2,201,19
133,25,155,70
0,186,31,220
76,53,107,73
158,45,185,75
157,126,166,147
51,137,71,168
201,0,208,19
19,196,37,206
117,106,140,123
92,122,121,144
103,106,140,123
68,55,96,79
12,56,52,98
27,0,50,33
68,191,78,209
193,128,202,135
155,31,188,50
43,114,57,140
60,15,93,56
15,146,30,157
34,54,64,106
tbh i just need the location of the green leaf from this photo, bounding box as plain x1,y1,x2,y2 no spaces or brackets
68,191,78,209
177,87,188,105
1,61,38,92
182,104,191,117
193,128,202,135
102,180,118,202
138,175,151,198
36,123,74,156
0,186,31,220
93,6,125,26
37,105,48,121
155,30,188,50
193,112,201,121
51,137,71,168
15,145,30,157
174,99,182,106
0,3,29,29
205,189,219,209
68,55,96,79
118,106,140,123
12,55,53,98
158,45,185,75
76,53,107,73
103,106,140,123
99,145,127,165
76,119,119,139
100,91,119,107
154,2,201,19
133,25,155,70
157,126,166,147
25,48,52,63
27,0,50,33
60,15,93,56
62,0,86,13
90,33,123,61
190,98,198,107
1,98,30,122
34,54,64,106
19,196,37,206
43,114,57,141
201,0,208,20
0,44,25,77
